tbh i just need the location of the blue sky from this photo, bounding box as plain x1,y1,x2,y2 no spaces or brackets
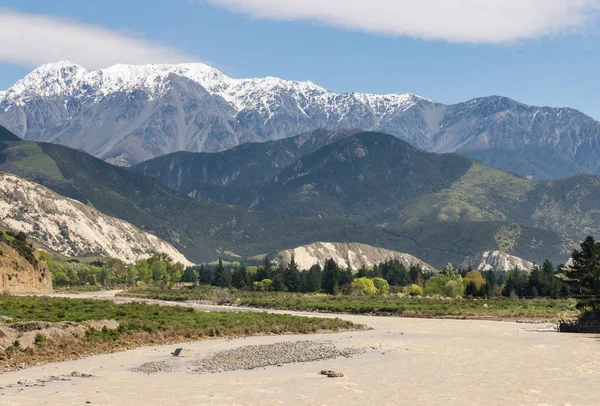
1,0,600,118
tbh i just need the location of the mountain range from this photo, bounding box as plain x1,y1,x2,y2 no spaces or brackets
133,130,600,240
0,125,580,268
2,62,600,180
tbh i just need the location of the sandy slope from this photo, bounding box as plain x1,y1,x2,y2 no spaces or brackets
1,293,598,405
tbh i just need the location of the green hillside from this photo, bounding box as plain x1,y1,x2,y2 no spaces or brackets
133,131,600,240
0,128,580,267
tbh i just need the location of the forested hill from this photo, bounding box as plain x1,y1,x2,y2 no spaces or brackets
0,126,575,267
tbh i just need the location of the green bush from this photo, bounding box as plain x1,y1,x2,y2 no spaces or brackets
34,333,47,347
350,277,377,295
372,277,390,295
424,275,465,297
253,279,274,292
407,284,423,296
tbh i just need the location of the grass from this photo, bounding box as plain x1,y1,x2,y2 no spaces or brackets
0,295,358,370
120,286,578,320
4,142,65,181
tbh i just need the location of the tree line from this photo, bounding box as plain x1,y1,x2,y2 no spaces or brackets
182,255,571,299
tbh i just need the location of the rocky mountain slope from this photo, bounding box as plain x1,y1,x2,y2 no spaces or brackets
267,242,434,271
461,251,534,272
2,62,600,179
0,173,192,265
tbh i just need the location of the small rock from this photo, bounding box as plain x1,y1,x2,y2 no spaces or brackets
326,371,344,378
172,348,193,357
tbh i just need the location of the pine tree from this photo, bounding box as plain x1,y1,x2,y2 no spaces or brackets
213,258,225,287
305,264,322,292
232,266,249,289
322,259,342,294
198,264,212,285
565,236,600,309
220,269,232,288
283,254,300,292
255,257,273,282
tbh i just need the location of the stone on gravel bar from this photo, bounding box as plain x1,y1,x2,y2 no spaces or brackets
172,348,193,357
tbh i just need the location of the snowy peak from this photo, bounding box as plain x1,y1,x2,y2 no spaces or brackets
2,61,600,174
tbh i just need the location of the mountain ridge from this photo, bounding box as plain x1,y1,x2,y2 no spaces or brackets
0,126,575,267
2,62,600,178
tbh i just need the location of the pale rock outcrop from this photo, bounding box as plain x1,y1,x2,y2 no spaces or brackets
0,173,192,266
461,251,533,272
268,242,433,271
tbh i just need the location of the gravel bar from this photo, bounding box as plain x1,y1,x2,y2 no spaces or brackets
193,340,364,373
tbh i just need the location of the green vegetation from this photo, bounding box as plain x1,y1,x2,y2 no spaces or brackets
0,131,585,268
49,253,184,289
122,287,574,319
238,294,574,319
0,230,39,266
0,295,358,367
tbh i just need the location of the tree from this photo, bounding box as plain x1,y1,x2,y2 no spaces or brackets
198,264,213,285
135,259,152,284
213,258,225,287
150,260,169,288
410,266,425,288
304,264,322,293
350,277,377,295
424,274,465,297
441,263,459,277
283,254,300,292
464,270,485,297
220,269,232,288
322,259,342,294
232,266,249,290
565,236,600,309
384,260,410,286
502,267,529,298
253,279,273,292
181,267,199,284
255,257,273,282
373,277,390,294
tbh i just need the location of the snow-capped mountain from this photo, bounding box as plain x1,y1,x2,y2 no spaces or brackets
2,61,600,176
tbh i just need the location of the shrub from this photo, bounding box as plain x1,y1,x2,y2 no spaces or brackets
253,279,274,292
34,333,47,347
425,275,465,297
406,284,423,296
349,277,377,296
372,277,390,295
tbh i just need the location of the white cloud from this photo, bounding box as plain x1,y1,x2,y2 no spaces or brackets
205,0,600,43
0,9,197,69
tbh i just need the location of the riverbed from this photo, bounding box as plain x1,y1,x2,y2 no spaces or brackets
1,293,598,405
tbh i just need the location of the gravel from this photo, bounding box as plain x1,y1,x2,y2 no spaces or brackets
193,340,364,373
131,361,174,374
